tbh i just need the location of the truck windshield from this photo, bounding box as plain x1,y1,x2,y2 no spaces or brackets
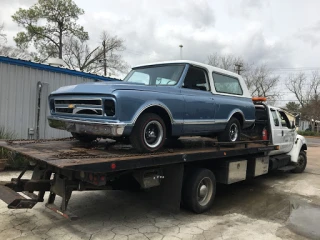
123,64,185,86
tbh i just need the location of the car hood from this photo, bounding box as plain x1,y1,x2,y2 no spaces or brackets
50,81,179,95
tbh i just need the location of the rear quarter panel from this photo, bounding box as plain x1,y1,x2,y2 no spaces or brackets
213,94,255,129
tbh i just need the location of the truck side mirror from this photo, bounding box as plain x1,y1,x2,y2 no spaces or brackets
291,121,296,129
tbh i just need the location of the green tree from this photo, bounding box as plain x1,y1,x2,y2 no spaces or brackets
285,101,300,113
12,0,88,60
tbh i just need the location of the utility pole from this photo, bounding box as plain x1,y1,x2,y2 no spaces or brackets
102,40,107,76
179,45,183,59
235,63,243,75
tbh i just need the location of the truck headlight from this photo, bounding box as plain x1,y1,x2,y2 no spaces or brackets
104,100,115,116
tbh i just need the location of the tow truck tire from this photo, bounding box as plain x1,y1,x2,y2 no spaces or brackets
130,113,166,152
291,150,307,173
218,117,241,142
71,133,97,143
182,168,216,213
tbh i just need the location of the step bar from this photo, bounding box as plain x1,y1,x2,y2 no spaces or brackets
0,185,38,209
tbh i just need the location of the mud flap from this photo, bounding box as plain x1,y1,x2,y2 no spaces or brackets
146,163,184,212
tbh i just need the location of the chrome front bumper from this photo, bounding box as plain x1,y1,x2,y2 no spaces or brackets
48,116,126,137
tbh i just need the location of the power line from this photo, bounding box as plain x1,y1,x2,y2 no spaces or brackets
269,67,320,70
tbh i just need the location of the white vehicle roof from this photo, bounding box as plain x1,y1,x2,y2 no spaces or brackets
134,60,251,98
133,60,242,79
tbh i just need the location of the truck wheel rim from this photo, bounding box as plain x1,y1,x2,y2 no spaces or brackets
144,120,164,148
197,177,213,206
229,123,238,141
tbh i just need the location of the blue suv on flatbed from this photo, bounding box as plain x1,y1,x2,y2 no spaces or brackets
48,60,255,152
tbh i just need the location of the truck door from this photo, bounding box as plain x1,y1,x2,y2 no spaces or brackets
181,66,216,134
278,110,296,153
269,108,284,155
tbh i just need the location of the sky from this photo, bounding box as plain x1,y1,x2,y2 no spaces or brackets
1,0,320,106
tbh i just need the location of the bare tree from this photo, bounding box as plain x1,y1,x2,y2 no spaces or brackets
286,71,320,131
207,53,243,71
0,45,32,59
243,65,280,100
207,53,280,100
64,31,128,76
0,23,7,45
286,71,320,107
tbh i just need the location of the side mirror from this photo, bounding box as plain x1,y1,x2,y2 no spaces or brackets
291,121,296,129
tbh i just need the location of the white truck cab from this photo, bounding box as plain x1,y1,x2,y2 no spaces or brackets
248,101,307,173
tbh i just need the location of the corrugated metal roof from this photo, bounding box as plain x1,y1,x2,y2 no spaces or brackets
0,56,121,82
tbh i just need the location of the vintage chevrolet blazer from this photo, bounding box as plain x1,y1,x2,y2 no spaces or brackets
48,60,255,152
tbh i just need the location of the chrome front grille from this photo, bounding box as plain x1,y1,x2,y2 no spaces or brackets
54,98,104,116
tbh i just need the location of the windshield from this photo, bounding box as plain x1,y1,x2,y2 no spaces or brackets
123,64,185,86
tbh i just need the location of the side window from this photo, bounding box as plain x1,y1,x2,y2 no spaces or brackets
212,72,243,95
270,109,280,126
279,111,291,128
183,66,210,91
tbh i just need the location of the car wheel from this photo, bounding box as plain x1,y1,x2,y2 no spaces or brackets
130,113,166,152
182,168,216,213
291,151,307,173
71,132,97,143
218,117,241,142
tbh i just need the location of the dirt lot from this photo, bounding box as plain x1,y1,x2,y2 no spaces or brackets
0,139,319,240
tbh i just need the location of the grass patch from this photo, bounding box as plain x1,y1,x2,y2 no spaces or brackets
0,126,16,139
297,130,320,137
0,147,29,170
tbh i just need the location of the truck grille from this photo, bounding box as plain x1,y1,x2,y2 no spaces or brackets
54,98,104,116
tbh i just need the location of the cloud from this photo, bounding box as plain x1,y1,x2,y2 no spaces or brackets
228,0,269,19
241,0,265,9
165,0,215,28
239,30,292,67
0,0,294,75
295,21,320,47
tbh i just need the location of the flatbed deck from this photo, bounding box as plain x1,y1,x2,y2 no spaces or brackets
0,138,276,173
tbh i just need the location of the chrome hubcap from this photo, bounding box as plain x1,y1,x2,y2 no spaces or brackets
197,177,213,206
229,123,238,142
143,120,164,148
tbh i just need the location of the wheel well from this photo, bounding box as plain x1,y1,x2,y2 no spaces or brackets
232,112,244,128
141,106,172,136
301,144,307,151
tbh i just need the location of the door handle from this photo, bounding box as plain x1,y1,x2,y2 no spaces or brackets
282,130,284,136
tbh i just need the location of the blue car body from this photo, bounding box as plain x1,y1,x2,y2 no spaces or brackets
48,61,255,139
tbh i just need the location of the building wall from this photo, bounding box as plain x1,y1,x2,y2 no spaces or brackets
0,62,98,139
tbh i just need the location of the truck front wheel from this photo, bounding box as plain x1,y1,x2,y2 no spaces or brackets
291,150,307,173
130,113,166,152
182,168,216,213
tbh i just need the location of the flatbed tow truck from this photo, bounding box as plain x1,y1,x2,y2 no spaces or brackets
0,103,307,220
